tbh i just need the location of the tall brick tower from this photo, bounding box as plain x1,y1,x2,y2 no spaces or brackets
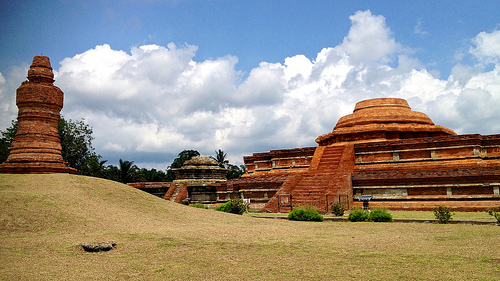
0,56,77,174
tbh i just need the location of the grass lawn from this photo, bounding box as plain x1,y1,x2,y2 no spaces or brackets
1,174,499,280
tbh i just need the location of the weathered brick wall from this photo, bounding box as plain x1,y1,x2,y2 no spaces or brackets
244,147,316,174
127,182,172,198
0,56,76,174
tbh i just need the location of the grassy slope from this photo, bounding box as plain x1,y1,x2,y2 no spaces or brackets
0,174,499,280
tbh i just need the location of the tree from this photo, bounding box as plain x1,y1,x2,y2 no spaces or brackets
138,168,168,182
211,149,229,168
165,150,200,181
83,155,108,178
0,120,17,163
0,118,100,175
59,118,98,173
103,164,120,182
118,159,139,184
226,164,246,179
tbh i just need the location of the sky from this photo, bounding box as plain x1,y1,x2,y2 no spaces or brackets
1,0,500,169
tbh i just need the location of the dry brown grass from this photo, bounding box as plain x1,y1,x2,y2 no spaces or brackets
1,174,499,280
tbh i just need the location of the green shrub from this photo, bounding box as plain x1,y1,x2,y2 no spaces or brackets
486,206,500,223
287,205,323,222
348,208,369,222
433,205,453,224
189,203,207,209
330,202,345,216
368,208,393,222
215,198,247,215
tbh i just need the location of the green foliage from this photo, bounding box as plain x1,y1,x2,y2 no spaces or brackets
226,164,246,179
287,205,323,222
486,206,500,223
212,149,229,168
368,208,393,222
0,120,17,164
211,149,246,179
215,198,247,215
59,118,97,173
348,208,369,222
166,150,200,181
137,168,168,182
189,203,208,209
433,205,453,224
330,202,345,217
118,159,139,184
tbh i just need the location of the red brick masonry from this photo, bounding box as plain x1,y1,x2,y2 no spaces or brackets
226,98,500,212
0,56,76,174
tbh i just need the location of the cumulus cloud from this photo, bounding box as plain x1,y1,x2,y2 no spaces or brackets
335,10,401,64
470,30,500,65
0,64,29,130
1,11,499,169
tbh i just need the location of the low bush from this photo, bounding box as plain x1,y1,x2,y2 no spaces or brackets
368,208,393,222
486,206,500,223
189,203,207,209
215,198,247,215
288,205,323,222
330,202,345,217
348,208,369,222
433,205,453,224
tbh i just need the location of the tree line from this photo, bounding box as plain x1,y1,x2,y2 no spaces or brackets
0,119,246,183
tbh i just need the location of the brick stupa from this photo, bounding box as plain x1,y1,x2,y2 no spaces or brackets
0,56,77,174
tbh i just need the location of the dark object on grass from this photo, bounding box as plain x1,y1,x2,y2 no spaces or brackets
82,241,117,252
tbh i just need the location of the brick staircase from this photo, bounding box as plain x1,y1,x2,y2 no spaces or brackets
262,145,355,213
169,185,182,202
316,146,344,171
163,183,189,203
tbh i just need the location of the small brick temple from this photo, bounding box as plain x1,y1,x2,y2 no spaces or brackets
215,98,500,212
0,56,76,174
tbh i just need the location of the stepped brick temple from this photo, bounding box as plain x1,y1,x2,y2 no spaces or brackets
130,156,229,205
216,98,500,212
0,56,76,174
170,156,229,204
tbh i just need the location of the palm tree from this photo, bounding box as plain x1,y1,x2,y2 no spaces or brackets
119,159,139,184
140,168,161,182
212,149,229,168
85,155,107,178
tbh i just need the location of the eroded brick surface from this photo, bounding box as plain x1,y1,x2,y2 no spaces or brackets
0,56,76,174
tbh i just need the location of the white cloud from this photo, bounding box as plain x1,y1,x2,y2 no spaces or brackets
470,30,500,65
335,10,401,64
0,64,29,130
1,11,499,169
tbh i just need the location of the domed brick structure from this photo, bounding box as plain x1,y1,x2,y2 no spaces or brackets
316,98,455,145
0,56,77,174
220,98,500,212
172,156,228,204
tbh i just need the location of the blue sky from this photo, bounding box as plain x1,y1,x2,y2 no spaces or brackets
1,1,500,168
2,1,498,77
